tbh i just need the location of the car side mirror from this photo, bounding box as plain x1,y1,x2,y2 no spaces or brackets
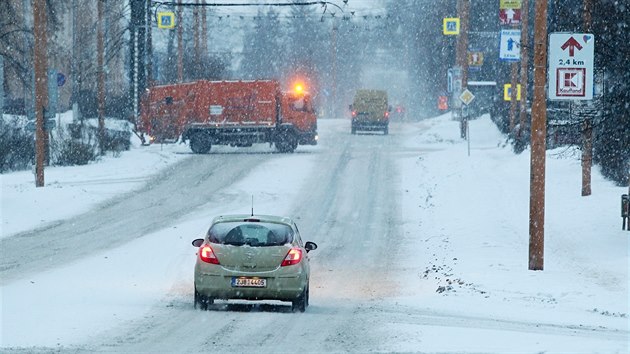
192,238,204,247
388,105,392,112
348,104,353,111
304,241,318,252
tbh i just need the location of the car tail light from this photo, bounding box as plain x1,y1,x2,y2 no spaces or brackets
384,111,390,118
351,110,357,117
281,248,303,267
199,245,220,264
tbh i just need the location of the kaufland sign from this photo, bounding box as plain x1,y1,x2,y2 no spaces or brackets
548,33,595,100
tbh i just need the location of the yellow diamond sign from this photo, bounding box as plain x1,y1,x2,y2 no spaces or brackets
459,89,475,105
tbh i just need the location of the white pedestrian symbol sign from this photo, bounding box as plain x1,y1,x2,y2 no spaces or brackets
499,29,521,62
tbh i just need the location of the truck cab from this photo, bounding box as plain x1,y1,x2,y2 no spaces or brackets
281,90,318,146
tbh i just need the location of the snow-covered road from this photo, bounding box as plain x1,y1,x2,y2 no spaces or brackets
1,116,628,353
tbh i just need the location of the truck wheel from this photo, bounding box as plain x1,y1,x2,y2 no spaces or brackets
190,133,211,154
276,132,297,153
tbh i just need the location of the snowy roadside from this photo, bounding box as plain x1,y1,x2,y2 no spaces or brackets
391,113,629,352
0,135,190,239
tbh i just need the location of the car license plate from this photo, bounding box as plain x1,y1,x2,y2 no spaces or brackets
231,277,266,288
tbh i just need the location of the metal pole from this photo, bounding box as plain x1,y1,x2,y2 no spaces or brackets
194,0,200,76
0,56,4,116
71,0,76,105
33,0,48,187
201,0,207,57
581,0,593,196
134,31,139,123
528,0,548,271
509,12,521,134
467,116,470,156
146,0,153,86
177,0,183,83
509,60,519,132
461,0,470,139
71,0,81,123
332,19,338,118
97,0,105,155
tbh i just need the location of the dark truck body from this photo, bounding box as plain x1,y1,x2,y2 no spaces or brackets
139,80,317,153
349,89,390,135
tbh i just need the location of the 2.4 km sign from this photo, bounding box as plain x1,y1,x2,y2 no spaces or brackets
548,32,595,100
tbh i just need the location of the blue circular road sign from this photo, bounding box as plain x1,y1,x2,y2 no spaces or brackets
57,72,66,87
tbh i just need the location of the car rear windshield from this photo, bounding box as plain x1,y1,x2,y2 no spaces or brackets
207,221,293,247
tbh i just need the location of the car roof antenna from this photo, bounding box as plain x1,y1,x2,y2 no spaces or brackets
251,195,254,216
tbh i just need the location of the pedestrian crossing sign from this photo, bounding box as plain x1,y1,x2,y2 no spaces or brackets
158,12,175,29
443,18,460,35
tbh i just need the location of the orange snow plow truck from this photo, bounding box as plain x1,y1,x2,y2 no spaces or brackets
138,80,318,153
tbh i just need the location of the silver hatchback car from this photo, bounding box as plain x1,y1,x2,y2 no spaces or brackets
192,214,317,312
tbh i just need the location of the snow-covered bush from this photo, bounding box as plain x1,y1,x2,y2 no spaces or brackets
0,117,34,172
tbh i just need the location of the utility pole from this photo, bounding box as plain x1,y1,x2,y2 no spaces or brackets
581,0,593,196
201,0,208,62
146,0,153,86
177,0,183,83
518,0,530,142
529,0,549,271
456,0,470,139
97,0,105,155
194,0,200,76
33,0,48,187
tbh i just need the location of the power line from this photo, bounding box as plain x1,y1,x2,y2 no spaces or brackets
151,0,343,11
